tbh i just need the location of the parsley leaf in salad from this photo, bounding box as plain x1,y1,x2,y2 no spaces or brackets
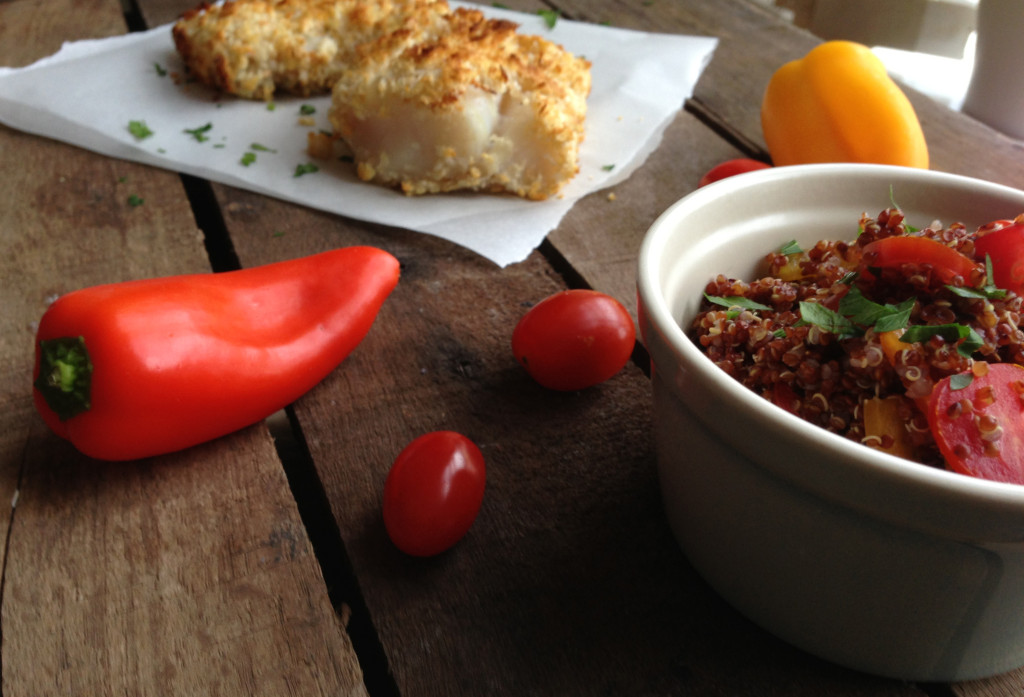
704,294,771,312
838,288,914,333
798,301,859,338
778,240,803,256
945,255,1007,300
950,373,975,391
900,323,984,358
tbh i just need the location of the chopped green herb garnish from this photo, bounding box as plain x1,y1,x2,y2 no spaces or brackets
798,301,859,338
950,373,974,391
778,239,802,256
704,294,771,312
602,164,615,172
240,152,256,166
299,104,316,115
266,102,277,111
128,120,153,140
886,188,919,231
873,304,915,333
888,185,900,212
946,255,1007,300
127,194,144,207
537,8,559,28
900,323,984,357
250,143,276,153
184,122,213,142
945,285,1006,300
153,62,167,77
838,288,913,333
294,163,319,177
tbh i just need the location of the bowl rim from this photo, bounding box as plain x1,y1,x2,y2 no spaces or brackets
637,163,1024,517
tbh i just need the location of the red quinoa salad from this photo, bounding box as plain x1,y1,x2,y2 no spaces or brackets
689,206,1024,484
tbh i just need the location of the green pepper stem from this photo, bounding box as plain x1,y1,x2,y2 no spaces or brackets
34,336,93,421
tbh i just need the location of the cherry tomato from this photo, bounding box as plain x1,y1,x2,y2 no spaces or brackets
859,236,982,286
927,363,1024,484
975,220,1024,295
511,289,635,391
698,158,771,187
382,431,486,557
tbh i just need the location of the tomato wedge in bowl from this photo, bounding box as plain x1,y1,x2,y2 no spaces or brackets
928,363,1024,484
975,217,1024,296
638,163,1024,683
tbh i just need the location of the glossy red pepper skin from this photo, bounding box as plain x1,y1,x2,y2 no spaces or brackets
33,246,400,461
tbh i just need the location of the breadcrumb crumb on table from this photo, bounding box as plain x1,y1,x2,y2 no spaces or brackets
306,130,338,159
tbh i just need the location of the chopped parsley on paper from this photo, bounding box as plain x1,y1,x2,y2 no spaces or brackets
184,122,213,142
128,120,153,140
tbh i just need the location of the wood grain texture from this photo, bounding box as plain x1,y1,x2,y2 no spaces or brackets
134,0,987,694
7,0,1024,694
210,182,923,697
0,1,367,694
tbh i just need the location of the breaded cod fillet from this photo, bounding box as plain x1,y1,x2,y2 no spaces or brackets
172,0,449,100
327,7,591,200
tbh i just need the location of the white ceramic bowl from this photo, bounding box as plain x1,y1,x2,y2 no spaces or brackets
636,163,1024,681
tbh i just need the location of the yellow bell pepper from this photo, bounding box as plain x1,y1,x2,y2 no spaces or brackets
862,395,917,460
761,41,929,169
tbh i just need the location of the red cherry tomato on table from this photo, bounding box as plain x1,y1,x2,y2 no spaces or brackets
383,431,486,557
927,363,1024,485
975,220,1024,295
511,289,636,391
698,158,772,187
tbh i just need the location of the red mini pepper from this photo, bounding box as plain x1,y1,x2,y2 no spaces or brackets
32,246,400,461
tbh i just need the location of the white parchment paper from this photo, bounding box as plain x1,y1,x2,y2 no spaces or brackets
0,3,717,266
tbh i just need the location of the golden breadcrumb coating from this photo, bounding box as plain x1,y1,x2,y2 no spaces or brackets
328,7,591,200
172,0,449,100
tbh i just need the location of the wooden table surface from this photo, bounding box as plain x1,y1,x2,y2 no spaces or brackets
4,0,1024,695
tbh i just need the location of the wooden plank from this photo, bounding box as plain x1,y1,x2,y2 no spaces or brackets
164,3,928,688
97,1,1008,694
0,1,367,694
550,0,1024,186
539,3,1024,694
207,183,924,697
547,111,750,314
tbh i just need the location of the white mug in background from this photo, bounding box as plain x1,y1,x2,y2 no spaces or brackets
962,0,1024,139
